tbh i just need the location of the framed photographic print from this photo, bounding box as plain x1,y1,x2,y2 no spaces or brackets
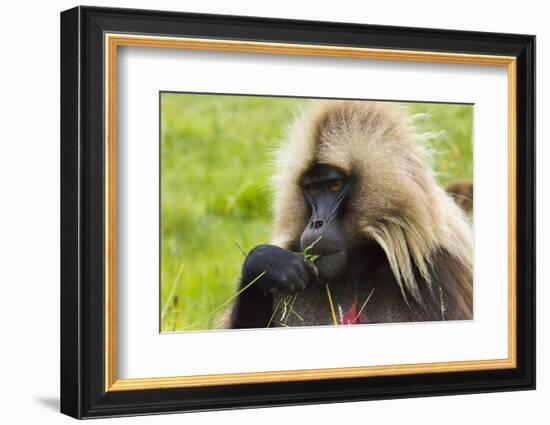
60,6,535,419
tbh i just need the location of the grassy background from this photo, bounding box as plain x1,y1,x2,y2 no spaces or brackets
160,94,473,332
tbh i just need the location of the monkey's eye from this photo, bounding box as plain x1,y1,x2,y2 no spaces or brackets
329,179,344,192
308,183,322,195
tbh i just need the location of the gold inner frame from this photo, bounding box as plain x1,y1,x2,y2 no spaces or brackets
104,33,517,392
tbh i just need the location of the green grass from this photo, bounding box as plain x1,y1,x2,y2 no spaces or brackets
406,102,473,186
160,94,473,332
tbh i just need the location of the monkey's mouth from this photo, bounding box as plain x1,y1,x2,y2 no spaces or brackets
314,249,347,283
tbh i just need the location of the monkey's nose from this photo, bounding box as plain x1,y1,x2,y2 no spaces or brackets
312,219,324,229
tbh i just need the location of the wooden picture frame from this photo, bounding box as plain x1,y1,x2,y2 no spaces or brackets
60,5,535,419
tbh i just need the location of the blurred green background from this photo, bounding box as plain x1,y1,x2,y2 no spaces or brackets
160,93,473,332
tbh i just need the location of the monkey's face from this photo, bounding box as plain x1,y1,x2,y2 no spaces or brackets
299,164,351,284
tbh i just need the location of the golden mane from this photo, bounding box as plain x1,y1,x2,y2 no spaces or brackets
270,101,473,306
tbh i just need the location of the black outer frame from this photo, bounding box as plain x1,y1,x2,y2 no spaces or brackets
60,5,535,419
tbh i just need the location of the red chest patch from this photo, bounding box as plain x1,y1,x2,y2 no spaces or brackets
340,299,367,325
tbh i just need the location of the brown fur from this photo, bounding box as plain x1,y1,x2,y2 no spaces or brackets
446,180,474,217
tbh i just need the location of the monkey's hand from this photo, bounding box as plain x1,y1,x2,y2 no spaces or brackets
242,244,315,296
